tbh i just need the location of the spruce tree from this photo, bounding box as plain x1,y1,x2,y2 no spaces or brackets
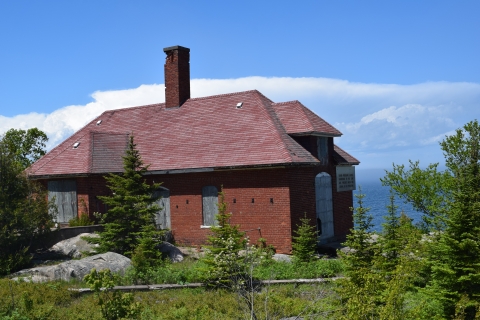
336,188,381,319
291,214,318,263
427,120,480,318
91,135,162,257
377,189,401,274
202,188,247,288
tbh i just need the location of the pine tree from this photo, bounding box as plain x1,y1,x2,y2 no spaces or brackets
91,135,162,257
291,214,317,263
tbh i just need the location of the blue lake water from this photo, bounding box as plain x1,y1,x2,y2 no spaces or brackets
352,180,423,232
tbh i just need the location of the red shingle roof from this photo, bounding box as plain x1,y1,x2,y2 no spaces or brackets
29,90,358,177
271,100,342,137
333,145,360,165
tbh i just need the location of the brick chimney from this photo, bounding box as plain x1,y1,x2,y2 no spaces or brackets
163,45,190,109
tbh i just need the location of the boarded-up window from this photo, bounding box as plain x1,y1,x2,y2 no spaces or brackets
315,172,334,242
317,137,329,165
153,188,171,229
48,180,77,223
202,186,218,226
91,133,129,173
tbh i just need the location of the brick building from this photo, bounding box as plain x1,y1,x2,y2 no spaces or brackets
28,45,359,253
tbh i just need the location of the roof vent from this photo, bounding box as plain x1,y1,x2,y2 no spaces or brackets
236,102,243,109
73,142,80,149
96,120,102,125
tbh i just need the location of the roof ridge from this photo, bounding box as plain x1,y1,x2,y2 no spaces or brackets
271,100,301,106
253,93,317,163
96,90,266,115
187,89,264,102
99,103,164,116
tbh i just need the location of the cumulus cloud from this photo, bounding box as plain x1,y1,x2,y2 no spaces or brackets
1,76,479,169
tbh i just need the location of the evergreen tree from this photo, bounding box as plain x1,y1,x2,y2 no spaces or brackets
202,188,247,287
91,135,162,257
427,120,480,318
291,214,317,263
377,189,401,275
337,188,424,319
340,187,376,276
336,188,382,319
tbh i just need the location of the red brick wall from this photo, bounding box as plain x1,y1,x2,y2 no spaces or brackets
145,169,293,253
38,164,353,253
287,165,353,243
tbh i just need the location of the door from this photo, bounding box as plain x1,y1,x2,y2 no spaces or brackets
153,188,171,229
48,180,77,223
315,173,334,242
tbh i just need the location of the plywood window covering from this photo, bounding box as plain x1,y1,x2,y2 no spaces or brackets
48,180,77,223
153,188,171,229
202,186,218,226
317,137,329,165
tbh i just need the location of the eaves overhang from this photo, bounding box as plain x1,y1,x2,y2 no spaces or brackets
28,161,325,180
288,131,342,138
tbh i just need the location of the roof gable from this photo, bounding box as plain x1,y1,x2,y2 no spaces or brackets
271,100,342,137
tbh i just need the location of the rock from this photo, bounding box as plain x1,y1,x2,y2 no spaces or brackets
36,233,99,260
157,242,184,262
11,252,131,283
177,246,205,260
272,254,292,263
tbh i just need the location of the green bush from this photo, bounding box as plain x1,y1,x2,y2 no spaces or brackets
84,268,140,320
68,215,94,227
254,259,344,280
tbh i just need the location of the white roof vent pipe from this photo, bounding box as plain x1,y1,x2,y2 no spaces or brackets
236,102,243,109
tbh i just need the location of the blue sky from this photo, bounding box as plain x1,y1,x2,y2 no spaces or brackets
1,1,479,178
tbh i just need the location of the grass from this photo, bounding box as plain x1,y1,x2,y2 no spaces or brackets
0,254,345,319
0,279,340,320
115,256,344,286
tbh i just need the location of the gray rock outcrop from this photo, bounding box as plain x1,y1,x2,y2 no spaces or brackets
157,242,184,262
35,233,99,260
11,252,131,283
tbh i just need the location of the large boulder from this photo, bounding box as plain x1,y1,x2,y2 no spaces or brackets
157,242,184,262
11,252,131,283
35,233,99,260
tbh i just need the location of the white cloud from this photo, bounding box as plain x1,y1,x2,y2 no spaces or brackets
1,77,479,169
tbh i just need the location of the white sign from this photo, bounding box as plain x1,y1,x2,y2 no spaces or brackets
336,166,356,192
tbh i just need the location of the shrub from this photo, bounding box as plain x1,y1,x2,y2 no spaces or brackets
84,268,140,320
0,139,54,275
68,215,94,227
